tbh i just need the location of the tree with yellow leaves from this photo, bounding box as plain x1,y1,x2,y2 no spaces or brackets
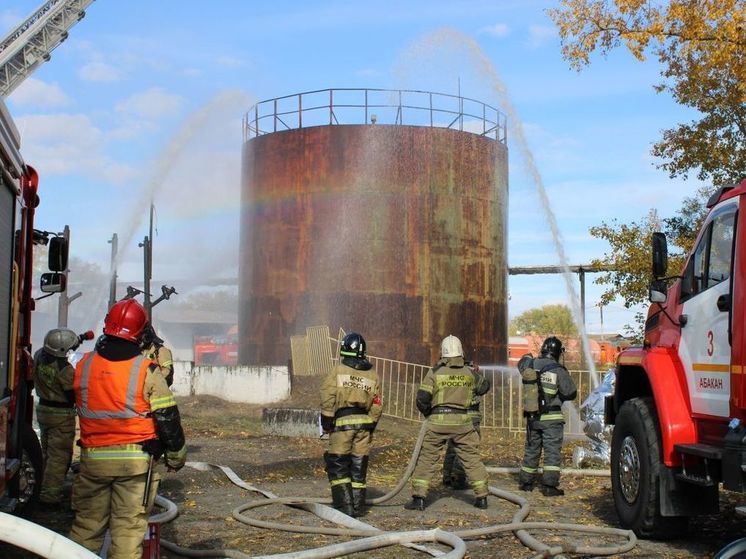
548,0,745,185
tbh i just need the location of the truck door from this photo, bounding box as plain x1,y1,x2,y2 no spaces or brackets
679,199,738,418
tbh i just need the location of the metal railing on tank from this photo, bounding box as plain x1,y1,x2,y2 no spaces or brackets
243,88,507,144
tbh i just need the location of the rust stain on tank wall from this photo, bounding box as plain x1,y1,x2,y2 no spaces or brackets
240,124,508,366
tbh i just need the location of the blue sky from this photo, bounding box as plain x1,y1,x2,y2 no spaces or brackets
2,0,704,337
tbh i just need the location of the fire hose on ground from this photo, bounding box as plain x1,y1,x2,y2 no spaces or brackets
154,421,636,559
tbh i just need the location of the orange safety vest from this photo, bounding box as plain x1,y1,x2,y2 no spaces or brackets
74,352,157,447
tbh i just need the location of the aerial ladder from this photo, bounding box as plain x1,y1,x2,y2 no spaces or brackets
0,0,95,97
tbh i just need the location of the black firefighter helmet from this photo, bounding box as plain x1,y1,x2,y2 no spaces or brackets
340,332,366,359
540,336,564,361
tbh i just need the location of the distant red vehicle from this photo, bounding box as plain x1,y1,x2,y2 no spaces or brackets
193,335,238,366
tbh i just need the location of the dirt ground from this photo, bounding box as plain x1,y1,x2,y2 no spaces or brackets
2,376,744,559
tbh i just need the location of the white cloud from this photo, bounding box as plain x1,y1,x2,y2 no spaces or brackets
15,113,135,183
479,23,510,38
115,87,185,120
0,10,22,31
215,55,245,68
355,68,383,78
107,119,158,141
9,78,70,109
78,60,122,82
527,24,556,48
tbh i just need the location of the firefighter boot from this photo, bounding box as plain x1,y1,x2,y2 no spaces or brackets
350,455,369,517
404,496,426,511
330,483,355,516
352,487,367,517
474,496,488,509
541,485,565,497
324,452,355,516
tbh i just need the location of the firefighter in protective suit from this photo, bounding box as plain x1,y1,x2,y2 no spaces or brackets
33,328,90,505
320,332,382,517
518,336,577,496
442,384,483,490
405,335,491,510
141,323,175,386
69,299,187,559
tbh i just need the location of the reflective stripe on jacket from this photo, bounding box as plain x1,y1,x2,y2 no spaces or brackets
74,352,157,447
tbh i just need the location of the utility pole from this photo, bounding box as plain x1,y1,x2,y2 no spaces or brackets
579,268,586,325
139,203,154,322
108,233,118,309
139,234,151,322
57,225,82,327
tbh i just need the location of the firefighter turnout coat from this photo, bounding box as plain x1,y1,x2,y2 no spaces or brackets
320,359,382,444
32,348,76,504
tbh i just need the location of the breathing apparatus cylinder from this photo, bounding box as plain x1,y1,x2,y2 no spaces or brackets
518,354,540,418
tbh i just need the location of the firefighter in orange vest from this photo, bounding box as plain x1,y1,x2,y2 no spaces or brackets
69,299,187,559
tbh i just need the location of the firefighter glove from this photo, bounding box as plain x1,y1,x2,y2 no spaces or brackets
517,353,534,373
142,439,164,460
165,445,187,471
321,414,335,433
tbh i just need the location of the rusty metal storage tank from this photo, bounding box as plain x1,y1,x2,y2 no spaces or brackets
239,88,508,366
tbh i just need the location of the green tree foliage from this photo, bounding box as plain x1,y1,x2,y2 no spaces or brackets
590,187,715,311
548,0,746,185
509,304,578,339
590,210,666,309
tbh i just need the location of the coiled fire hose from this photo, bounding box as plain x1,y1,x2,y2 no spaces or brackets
155,421,636,559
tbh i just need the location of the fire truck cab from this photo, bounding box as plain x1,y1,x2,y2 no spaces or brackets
0,97,67,512
606,178,746,537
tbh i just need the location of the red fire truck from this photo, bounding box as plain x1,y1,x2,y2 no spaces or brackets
607,178,746,537
194,334,238,366
0,99,68,513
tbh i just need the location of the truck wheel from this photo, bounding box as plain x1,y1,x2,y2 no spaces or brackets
14,423,43,514
611,397,687,538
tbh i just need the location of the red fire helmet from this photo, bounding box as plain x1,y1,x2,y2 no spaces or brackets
104,299,148,343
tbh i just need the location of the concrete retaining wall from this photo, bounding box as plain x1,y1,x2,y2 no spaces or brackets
262,408,321,438
170,361,291,404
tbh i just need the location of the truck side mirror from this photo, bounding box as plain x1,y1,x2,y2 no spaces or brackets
40,272,66,293
652,232,668,279
649,279,667,304
48,236,68,272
